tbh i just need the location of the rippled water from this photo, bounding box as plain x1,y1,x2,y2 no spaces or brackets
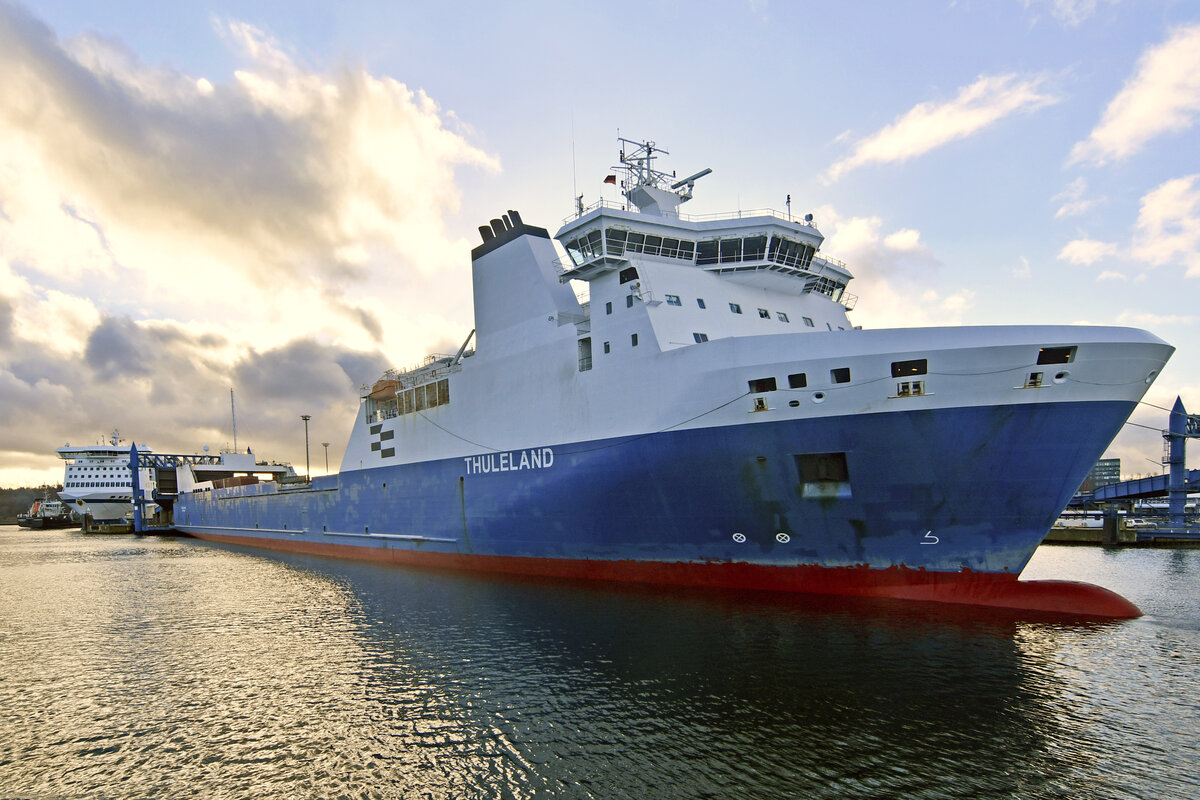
1,527,1198,799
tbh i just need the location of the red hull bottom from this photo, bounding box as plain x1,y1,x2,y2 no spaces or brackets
184,532,1143,619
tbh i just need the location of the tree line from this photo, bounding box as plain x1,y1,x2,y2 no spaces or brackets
0,486,64,523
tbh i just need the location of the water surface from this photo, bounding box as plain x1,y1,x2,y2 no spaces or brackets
1,527,1197,799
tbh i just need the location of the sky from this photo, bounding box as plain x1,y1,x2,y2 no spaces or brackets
1,0,1198,487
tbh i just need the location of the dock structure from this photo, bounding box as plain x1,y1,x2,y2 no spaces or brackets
129,447,294,533
1065,396,1200,544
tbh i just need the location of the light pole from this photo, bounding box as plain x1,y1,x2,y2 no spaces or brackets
322,442,330,473
301,415,312,481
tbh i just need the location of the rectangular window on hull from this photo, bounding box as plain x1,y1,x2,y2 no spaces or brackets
1037,346,1076,365
831,367,851,384
891,358,928,378
795,452,852,499
788,373,807,388
748,377,777,393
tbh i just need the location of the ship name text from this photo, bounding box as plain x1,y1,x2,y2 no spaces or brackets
463,448,555,476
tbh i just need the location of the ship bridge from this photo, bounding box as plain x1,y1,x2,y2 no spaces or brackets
556,204,856,308
555,138,855,309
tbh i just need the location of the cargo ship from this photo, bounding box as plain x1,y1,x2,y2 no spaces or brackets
173,139,1173,617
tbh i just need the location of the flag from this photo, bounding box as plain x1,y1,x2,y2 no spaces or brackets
603,174,616,184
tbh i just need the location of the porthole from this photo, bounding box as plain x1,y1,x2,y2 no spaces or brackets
1146,370,1158,385
1053,371,1069,384
788,400,800,408
812,392,826,403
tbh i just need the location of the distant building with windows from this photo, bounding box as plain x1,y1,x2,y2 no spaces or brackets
1088,458,1121,488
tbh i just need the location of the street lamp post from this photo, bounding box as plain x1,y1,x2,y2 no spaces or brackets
301,415,312,482
322,442,330,473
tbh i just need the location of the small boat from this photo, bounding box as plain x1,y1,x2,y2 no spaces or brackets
16,493,80,530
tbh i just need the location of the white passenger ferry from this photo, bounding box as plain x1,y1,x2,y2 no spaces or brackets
57,430,156,522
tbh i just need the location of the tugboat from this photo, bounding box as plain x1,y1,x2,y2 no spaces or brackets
173,138,1173,618
16,492,80,530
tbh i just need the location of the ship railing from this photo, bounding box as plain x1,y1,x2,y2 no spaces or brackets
564,199,822,229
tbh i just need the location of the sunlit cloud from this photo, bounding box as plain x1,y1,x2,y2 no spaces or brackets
1019,0,1115,27
824,74,1059,182
1057,237,1118,265
0,3,497,485
1068,23,1200,166
1116,310,1197,327
809,205,979,329
1131,174,1200,277
1096,270,1126,281
1053,177,1097,219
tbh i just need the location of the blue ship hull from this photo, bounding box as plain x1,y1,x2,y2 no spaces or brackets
175,399,1139,615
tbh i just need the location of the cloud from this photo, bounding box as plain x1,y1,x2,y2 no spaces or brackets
0,4,495,486
1096,270,1126,281
808,205,982,328
824,74,1059,182
1131,174,1200,277
1116,310,1197,327
1019,0,1109,27
1013,256,1032,279
0,306,389,484
1057,237,1118,265
1068,23,1200,166
1053,177,1097,219
0,294,12,349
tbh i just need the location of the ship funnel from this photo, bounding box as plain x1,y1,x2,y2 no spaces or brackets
508,209,523,227
478,225,495,243
490,218,507,237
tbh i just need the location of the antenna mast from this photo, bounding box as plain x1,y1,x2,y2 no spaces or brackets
230,387,238,452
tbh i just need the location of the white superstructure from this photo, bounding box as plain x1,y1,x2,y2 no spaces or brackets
57,430,156,522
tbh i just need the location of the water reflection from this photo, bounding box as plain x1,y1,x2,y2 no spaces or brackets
1,529,1198,799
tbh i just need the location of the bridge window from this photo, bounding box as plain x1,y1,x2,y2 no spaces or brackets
758,308,770,319
564,229,603,265
777,312,790,322
605,228,627,256
625,232,645,254
729,303,742,314
693,332,709,343
720,238,742,263
743,236,767,260
768,236,817,269
697,240,718,265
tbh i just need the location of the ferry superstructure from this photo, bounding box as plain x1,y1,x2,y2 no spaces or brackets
174,140,1173,617
57,430,156,522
